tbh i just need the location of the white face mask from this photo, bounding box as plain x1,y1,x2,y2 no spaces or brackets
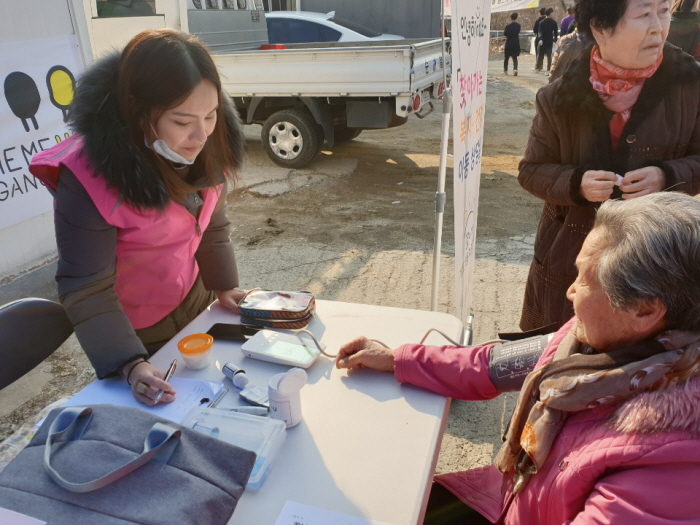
149,138,196,165
145,124,197,165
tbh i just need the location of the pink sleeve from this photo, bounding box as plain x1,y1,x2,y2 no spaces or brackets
393,342,500,400
392,319,576,400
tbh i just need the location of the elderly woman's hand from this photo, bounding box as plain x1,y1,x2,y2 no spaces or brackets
580,170,617,202
620,166,666,199
335,336,396,372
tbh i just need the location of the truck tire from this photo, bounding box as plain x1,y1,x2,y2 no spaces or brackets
334,125,362,144
262,109,321,168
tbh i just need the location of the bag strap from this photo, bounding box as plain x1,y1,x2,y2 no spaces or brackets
44,406,181,493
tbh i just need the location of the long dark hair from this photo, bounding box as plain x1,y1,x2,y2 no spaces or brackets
117,29,240,203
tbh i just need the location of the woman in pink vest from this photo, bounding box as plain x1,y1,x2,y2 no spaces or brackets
337,193,700,523
30,29,246,405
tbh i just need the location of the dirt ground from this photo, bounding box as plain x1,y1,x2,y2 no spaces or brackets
0,53,548,477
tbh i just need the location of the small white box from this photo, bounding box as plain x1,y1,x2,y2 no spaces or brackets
181,407,286,490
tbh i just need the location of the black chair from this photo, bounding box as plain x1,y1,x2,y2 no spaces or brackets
0,298,73,390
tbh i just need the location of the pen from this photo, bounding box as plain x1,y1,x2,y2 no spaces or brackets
213,406,268,416
208,386,230,408
154,359,177,404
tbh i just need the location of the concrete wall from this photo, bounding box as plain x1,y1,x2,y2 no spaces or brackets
297,0,443,38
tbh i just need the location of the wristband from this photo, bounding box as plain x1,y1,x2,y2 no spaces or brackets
126,358,148,386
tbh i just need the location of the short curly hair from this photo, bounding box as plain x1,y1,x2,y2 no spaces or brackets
575,0,629,41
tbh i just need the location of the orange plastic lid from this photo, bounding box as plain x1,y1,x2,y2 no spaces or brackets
177,333,214,355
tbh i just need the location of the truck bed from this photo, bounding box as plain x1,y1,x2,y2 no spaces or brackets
214,38,449,98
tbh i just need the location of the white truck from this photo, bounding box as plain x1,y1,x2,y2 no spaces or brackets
76,0,451,168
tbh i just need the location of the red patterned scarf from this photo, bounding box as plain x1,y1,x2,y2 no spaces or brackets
589,46,663,148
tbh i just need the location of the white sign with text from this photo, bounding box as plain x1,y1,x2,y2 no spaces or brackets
451,0,492,324
0,35,83,229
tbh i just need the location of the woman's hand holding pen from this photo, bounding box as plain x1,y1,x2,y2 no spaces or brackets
123,361,177,406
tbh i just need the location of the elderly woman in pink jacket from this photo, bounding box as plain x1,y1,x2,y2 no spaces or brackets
337,192,700,524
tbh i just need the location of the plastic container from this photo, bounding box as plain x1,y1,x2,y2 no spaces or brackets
177,333,214,370
222,362,250,389
268,368,307,428
181,406,286,490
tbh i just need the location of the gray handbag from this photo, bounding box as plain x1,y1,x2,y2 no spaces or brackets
0,404,256,524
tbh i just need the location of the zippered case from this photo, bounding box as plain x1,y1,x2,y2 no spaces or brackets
238,290,315,328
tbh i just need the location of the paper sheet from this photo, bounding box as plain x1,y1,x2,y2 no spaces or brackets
0,507,46,524
63,377,224,424
274,501,394,525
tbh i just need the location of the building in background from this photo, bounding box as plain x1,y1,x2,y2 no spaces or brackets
290,0,443,38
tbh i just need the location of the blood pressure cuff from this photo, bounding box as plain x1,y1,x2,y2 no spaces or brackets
488,334,553,392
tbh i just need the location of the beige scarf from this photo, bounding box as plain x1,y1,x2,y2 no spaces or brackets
494,328,700,493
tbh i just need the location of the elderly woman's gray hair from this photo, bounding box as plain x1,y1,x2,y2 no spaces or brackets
594,192,700,331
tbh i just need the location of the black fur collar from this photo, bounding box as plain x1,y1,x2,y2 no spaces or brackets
68,52,244,209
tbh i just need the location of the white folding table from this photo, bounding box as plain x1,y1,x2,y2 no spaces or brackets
146,299,463,525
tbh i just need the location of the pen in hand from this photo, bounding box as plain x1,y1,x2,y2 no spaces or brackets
154,359,177,404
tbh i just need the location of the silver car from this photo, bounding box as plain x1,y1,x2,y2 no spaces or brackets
265,11,404,44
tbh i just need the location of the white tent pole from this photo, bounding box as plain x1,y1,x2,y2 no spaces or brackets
430,91,452,312
430,0,452,312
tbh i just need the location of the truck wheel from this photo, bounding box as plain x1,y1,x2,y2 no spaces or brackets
334,125,362,144
262,109,321,168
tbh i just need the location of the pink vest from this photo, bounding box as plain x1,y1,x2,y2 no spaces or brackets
30,135,221,329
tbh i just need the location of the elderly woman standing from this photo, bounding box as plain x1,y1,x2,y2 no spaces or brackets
336,192,700,524
518,0,700,332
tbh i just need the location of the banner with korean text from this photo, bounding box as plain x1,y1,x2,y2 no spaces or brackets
448,0,536,17
452,0,491,324
0,35,83,229
491,0,540,13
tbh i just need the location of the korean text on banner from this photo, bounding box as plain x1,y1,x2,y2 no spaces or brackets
451,0,491,324
491,0,540,14
0,36,83,230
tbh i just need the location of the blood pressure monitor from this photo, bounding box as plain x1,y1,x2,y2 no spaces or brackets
240,330,322,368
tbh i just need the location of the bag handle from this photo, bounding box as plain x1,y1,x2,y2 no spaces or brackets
44,406,181,493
